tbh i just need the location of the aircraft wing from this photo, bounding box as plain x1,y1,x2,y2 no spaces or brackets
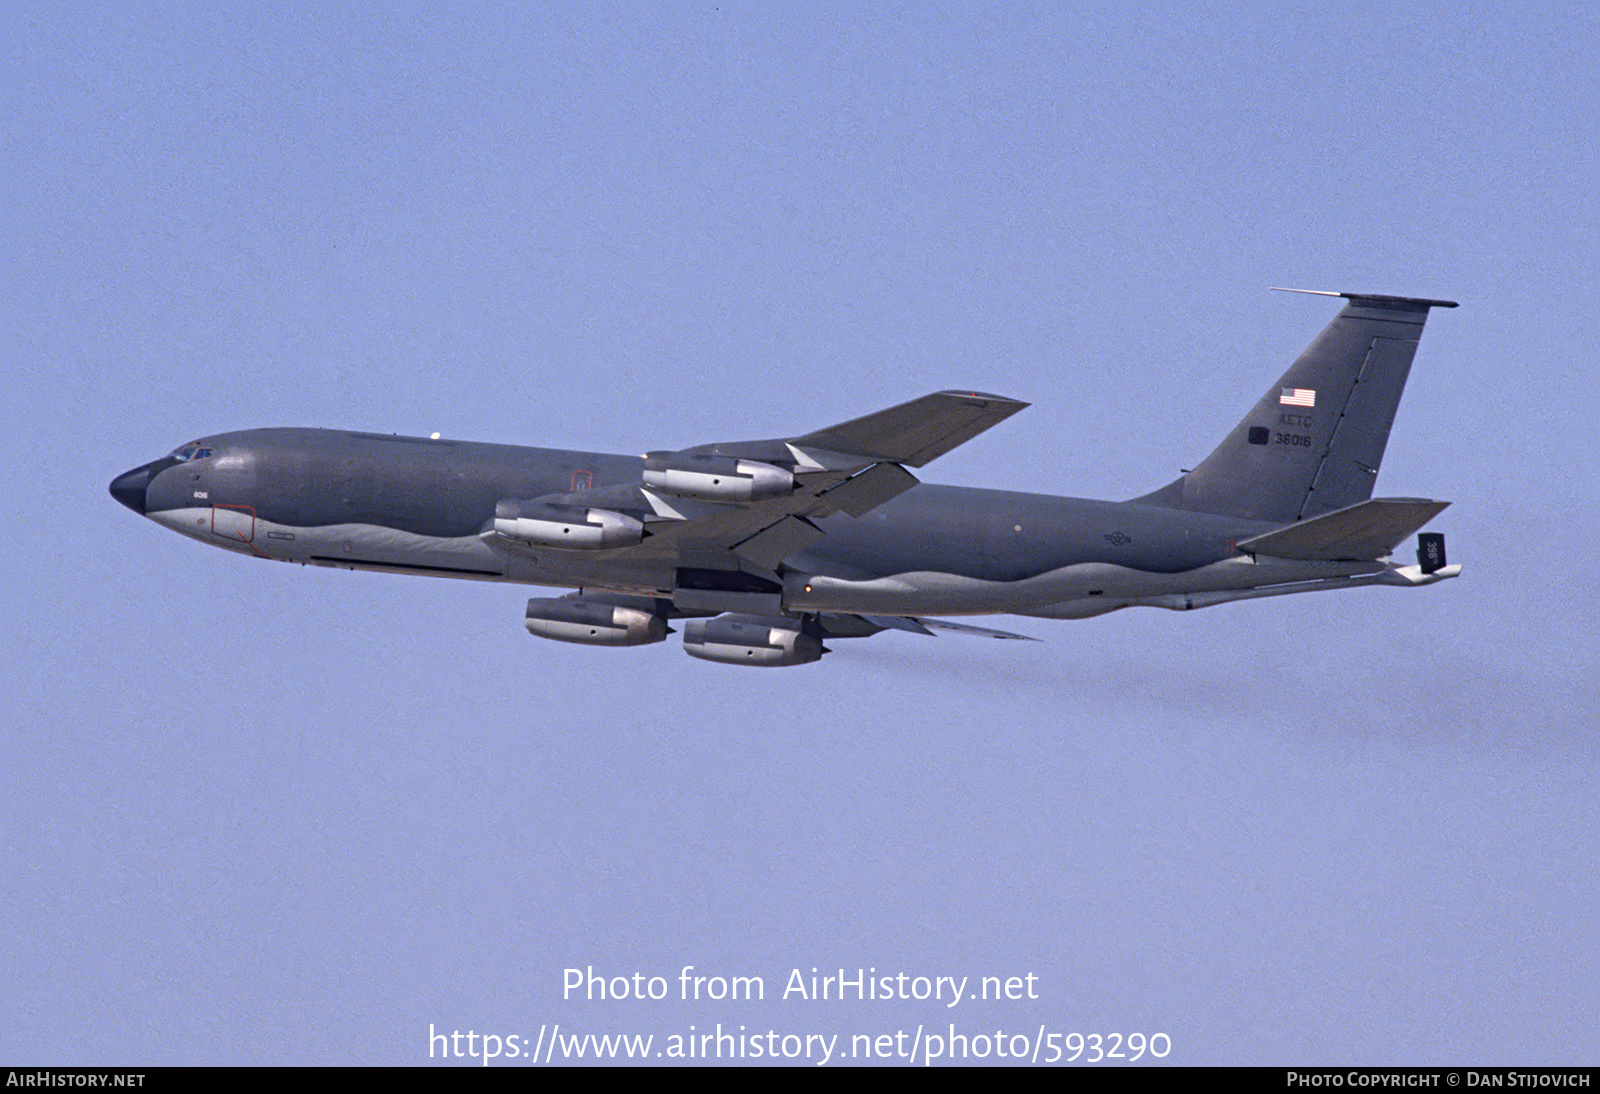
677,389,1029,469
482,461,917,584
487,390,1028,580
789,389,1030,467
646,390,1027,564
633,460,920,569
855,614,1036,640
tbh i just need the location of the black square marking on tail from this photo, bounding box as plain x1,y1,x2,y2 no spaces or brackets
1248,426,1270,445
1417,532,1446,574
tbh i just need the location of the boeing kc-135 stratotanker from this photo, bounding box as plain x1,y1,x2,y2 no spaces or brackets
111,290,1460,667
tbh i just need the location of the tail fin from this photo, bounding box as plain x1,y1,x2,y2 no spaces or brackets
1136,291,1456,523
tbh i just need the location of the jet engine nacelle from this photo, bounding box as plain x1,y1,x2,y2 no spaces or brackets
524,597,670,646
493,500,644,549
681,614,825,667
642,452,794,503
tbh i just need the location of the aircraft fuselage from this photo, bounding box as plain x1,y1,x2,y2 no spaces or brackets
110,292,1460,663
112,425,1382,620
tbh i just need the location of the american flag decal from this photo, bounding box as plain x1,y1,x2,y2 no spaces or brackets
1280,388,1316,407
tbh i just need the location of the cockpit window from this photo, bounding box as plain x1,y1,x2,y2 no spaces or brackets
167,442,214,462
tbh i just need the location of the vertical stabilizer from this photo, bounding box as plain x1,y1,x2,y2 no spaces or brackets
1136,291,1456,523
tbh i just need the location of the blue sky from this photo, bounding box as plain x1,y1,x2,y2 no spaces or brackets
4,2,1595,1065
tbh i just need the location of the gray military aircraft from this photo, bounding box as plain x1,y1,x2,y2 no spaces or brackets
111,290,1460,667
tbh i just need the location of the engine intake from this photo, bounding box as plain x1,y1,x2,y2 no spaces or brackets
682,614,825,667
494,500,643,549
525,597,669,646
642,452,794,503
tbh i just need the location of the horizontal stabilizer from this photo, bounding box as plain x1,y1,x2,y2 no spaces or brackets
1236,497,1450,561
795,390,1028,467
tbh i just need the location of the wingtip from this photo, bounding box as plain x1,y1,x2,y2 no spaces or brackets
935,389,1030,408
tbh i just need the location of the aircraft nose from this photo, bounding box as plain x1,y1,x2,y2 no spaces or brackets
109,463,156,515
